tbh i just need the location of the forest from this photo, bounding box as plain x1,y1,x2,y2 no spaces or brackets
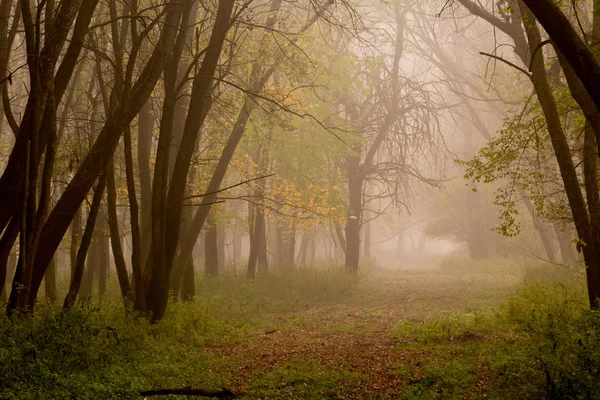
2,0,600,398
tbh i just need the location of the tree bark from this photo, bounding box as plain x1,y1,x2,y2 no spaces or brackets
63,174,107,310
345,155,361,274
519,2,600,307
26,0,184,309
205,216,219,277
520,0,600,139
106,162,134,304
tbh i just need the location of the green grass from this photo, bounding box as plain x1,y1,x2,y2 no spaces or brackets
392,280,600,399
1,258,599,399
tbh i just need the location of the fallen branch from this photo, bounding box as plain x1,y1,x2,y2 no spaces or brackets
140,387,341,398
140,387,239,398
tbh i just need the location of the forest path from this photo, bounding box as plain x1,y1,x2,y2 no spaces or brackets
204,268,520,398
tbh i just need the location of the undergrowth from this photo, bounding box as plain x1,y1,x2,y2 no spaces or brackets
393,281,600,399
0,267,365,399
1,262,599,399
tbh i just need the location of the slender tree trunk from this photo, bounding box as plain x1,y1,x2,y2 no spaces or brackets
98,205,109,305
233,228,242,265
247,198,266,278
345,156,361,274
63,174,107,309
26,0,184,310
169,0,330,293
70,206,82,279
521,194,557,263
363,209,371,261
106,162,134,304
205,215,219,276
217,226,226,269
138,101,153,271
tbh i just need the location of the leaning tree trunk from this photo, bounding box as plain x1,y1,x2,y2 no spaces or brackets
24,0,184,311
63,174,107,310
519,3,600,307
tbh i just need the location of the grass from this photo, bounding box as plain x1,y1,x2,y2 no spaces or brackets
1,257,598,399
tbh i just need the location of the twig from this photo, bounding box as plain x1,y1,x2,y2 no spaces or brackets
479,52,532,80
182,174,275,201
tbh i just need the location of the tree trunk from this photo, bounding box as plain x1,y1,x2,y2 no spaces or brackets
521,194,557,263
98,205,109,305
138,100,153,271
180,258,195,301
520,2,600,306
345,155,361,274
217,226,226,269
247,198,266,278
554,223,576,264
205,215,219,277
44,257,56,302
26,0,185,310
63,174,107,309
0,216,18,302
106,162,134,305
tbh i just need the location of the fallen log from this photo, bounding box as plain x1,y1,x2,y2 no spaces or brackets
140,387,238,399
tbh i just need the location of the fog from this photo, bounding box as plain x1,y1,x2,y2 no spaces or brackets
3,0,600,397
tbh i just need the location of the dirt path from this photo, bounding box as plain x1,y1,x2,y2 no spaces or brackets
205,269,520,398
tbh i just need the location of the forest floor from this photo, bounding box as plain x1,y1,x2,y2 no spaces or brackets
196,259,525,399
3,256,589,399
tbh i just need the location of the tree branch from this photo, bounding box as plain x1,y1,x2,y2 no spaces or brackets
479,52,532,80
182,174,275,201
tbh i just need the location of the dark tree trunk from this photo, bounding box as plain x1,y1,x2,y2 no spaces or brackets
70,207,82,278
205,216,219,277
148,0,227,323
63,174,107,310
157,0,235,320
0,216,18,301
138,101,153,271
122,124,144,307
25,0,185,310
519,3,600,307
247,198,266,279
98,205,109,305
106,162,134,305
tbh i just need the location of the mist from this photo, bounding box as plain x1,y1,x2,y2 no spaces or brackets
0,0,599,398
